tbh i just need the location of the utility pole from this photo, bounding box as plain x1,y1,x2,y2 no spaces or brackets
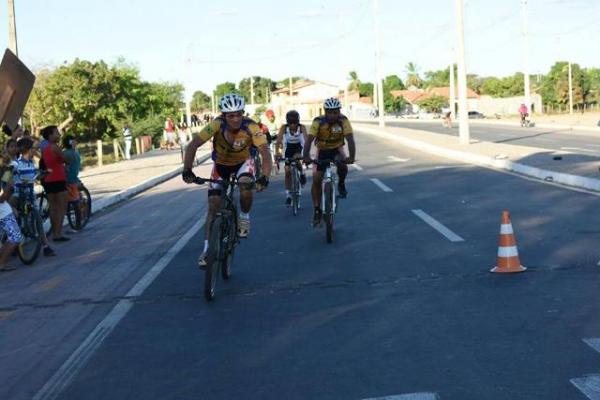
211,91,216,114
250,76,255,105
449,62,456,118
289,77,293,96
568,61,573,114
373,0,385,127
521,0,531,113
7,0,17,56
455,0,470,145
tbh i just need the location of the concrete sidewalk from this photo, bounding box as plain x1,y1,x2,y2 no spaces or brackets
354,123,600,192
78,144,212,213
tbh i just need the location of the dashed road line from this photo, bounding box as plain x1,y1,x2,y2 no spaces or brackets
571,375,600,399
34,276,65,293
351,163,364,171
361,393,440,400
387,156,411,162
370,178,393,192
561,147,600,154
412,209,465,242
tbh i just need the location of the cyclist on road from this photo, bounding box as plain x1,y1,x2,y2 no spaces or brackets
303,97,356,227
182,93,272,267
275,110,307,206
519,103,529,126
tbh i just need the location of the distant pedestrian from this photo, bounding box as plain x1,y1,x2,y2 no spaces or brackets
123,124,133,160
164,118,175,150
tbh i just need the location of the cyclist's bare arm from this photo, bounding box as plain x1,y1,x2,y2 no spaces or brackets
303,135,315,161
345,134,356,163
301,125,309,143
183,135,207,171
257,143,272,177
275,126,285,156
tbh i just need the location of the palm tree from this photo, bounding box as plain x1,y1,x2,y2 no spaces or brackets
348,71,361,92
404,62,422,88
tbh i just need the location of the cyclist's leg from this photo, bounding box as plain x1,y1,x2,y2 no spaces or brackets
236,158,256,238
335,147,349,197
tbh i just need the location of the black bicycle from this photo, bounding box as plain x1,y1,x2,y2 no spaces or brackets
284,157,303,216
38,180,91,231
310,159,347,244
15,178,45,264
193,175,239,301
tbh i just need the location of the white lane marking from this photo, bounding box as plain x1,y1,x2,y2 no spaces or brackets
33,215,206,400
387,156,411,162
561,147,600,154
597,260,600,267
412,209,465,242
362,393,440,400
571,375,600,399
584,338,600,353
351,163,364,171
370,178,393,192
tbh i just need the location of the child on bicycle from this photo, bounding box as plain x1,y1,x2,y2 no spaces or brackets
10,138,55,256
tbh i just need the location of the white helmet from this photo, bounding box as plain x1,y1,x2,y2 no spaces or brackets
323,97,341,110
219,93,245,113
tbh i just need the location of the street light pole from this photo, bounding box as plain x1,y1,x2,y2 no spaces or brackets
7,0,17,56
568,61,573,114
373,0,385,127
449,61,456,118
455,0,470,145
521,0,531,112
250,76,255,105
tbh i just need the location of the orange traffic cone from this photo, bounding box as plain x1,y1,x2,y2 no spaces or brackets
491,211,526,273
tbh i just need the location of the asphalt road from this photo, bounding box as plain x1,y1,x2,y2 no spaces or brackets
2,129,600,399
362,119,600,157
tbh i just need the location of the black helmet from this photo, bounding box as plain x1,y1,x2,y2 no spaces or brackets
286,110,300,124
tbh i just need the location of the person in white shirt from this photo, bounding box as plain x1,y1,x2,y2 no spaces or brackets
123,124,133,160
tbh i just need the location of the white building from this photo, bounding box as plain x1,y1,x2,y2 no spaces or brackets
270,80,341,120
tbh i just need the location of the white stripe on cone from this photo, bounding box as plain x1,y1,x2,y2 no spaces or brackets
498,246,519,258
500,224,514,235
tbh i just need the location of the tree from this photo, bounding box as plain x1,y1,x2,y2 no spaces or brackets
417,94,447,113
359,82,374,98
190,90,211,112
23,58,184,142
383,75,405,92
540,62,587,108
238,76,275,104
423,68,450,88
384,93,407,113
585,68,600,104
404,62,422,88
214,82,238,100
348,71,361,91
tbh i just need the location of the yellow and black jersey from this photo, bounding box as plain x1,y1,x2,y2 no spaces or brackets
309,115,353,150
195,117,268,166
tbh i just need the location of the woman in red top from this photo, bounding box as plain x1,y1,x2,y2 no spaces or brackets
41,125,69,241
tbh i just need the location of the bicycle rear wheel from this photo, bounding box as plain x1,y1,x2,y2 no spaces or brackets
324,182,334,243
205,216,224,301
18,209,43,265
67,185,92,230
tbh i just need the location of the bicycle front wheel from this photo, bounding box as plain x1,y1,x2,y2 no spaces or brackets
205,215,224,301
221,212,237,280
292,168,300,216
18,209,43,265
324,182,334,243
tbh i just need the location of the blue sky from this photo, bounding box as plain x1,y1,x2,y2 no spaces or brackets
1,0,599,98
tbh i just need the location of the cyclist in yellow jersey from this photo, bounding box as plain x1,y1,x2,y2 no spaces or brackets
183,93,272,267
303,97,356,227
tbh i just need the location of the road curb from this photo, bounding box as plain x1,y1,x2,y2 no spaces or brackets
90,151,212,214
355,124,600,193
